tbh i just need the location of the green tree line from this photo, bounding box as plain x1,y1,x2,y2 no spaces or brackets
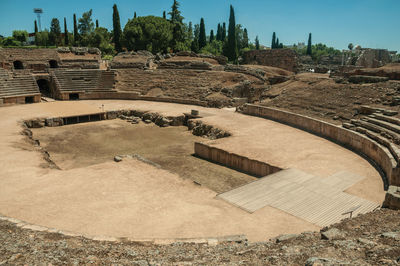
0,1,342,62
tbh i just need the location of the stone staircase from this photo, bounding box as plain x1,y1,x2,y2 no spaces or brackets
52,69,116,94
343,111,400,167
0,68,40,98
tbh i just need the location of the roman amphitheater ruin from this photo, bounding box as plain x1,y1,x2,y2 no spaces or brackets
0,47,399,245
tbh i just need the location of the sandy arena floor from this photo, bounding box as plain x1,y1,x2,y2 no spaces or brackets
0,100,385,242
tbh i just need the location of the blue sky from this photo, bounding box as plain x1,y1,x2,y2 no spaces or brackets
0,0,399,52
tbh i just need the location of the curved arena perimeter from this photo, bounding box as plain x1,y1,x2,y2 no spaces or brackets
0,100,386,242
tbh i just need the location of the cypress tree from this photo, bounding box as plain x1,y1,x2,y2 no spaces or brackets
198,18,207,49
188,22,193,41
169,0,184,51
169,0,183,23
210,30,214,43
216,23,221,41
34,20,38,45
73,14,79,45
271,32,276,49
255,36,260,50
113,4,122,53
96,19,99,28
276,38,279,49
134,12,137,19
191,24,200,53
49,18,61,46
64,17,69,46
34,20,38,33
226,5,238,62
222,22,226,41
243,28,249,48
163,11,166,19
307,33,312,55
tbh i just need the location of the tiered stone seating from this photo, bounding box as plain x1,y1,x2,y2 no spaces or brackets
52,69,116,94
0,68,40,98
344,112,400,165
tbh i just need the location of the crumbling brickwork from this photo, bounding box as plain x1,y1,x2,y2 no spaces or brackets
242,49,298,72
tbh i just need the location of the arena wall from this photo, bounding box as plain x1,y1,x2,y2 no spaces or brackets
79,92,209,106
241,104,399,188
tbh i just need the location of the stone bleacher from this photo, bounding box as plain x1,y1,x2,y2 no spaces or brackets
343,109,400,167
52,69,116,95
0,68,40,99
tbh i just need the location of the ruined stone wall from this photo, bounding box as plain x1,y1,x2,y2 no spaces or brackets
356,49,391,68
242,49,298,72
194,142,282,177
0,47,101,71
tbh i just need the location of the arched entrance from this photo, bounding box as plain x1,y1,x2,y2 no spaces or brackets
13,60,24,69
37,79,51,97
49,60,58,68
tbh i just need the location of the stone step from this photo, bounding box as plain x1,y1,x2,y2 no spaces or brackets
349,126,398,166
351,119,400,145
363,116,400,135
371,113,400,126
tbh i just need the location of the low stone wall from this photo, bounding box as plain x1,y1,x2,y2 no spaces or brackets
79,92,208,107
241,104,398,188
194,142,282,177
2,94,41,104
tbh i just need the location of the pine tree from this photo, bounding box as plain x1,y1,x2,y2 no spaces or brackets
216,23,221,41
271,32,276,49
255,36,260,50
96,19,99,28
210,29,214,43
134,12,137,19
64,17,69,46
113,4,122,53
222,22,226,41
243,28,249,48
307,33,312,55
73,14,79,45
163,11,166,19
226,5,238,62
198,18,207,49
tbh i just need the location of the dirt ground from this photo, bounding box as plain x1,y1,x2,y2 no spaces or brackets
0,100,385,242
261,72,400,124
31,119,256,193
0,208,399,265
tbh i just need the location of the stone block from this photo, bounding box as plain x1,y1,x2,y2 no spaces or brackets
383,186,400,210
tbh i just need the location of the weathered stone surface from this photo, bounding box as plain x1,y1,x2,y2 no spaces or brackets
383,186,400,210
242,49,298,72
381,232,400,240
321,228,346,240
305,257,350,266
114,156,123,162
275,234,298,243
348,75,389,83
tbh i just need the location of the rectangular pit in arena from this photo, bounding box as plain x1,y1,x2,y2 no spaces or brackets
29,119,257,193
